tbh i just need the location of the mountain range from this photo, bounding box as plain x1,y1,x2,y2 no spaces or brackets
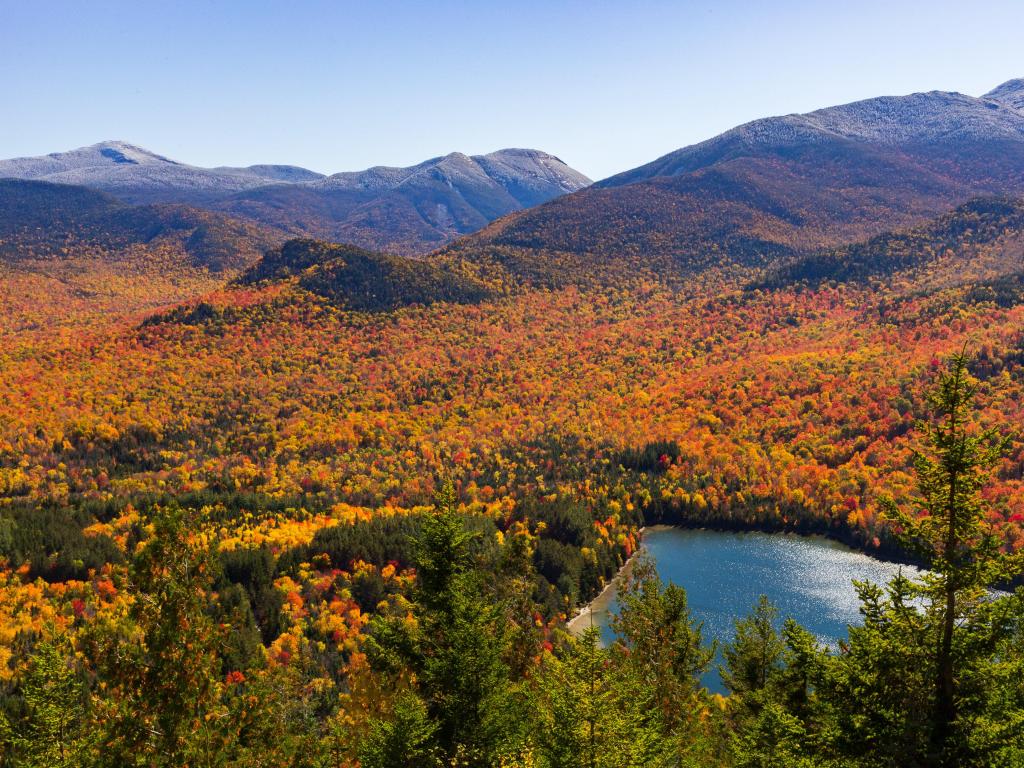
0,142,590,253
4,77,1024,297
8,59,1024,767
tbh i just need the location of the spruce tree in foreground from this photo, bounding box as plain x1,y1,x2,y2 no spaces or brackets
721,599,823,768
721,595,784,704
534,626,645,768
612,556,714,732
724,353,1024,768
536,564,719,768
880,352,1024,765
808,352,1024,767
363,479,527,767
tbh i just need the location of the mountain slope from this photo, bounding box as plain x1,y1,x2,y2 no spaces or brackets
598,87,1024,188
214,149,590,253
0,179,289,334
449,79,1024,283
0,178,283,272
985,78,1024,113
757,196,1024,296
0,143,591,253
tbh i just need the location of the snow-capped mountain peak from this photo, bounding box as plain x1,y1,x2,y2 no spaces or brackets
314,149,590,202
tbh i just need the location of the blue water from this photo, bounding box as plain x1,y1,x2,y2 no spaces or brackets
581,527,919,694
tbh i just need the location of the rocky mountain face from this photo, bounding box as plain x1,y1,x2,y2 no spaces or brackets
0,143,590,253
218,149,590,254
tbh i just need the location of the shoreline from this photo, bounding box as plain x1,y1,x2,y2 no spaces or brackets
567,525,658,635
647,513,926,571
563,520,947,636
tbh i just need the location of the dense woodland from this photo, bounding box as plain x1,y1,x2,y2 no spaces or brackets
1,172,1024,764
0,356,1022,767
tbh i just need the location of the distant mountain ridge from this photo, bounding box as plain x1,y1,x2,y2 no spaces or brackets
218,148,590,253
598,81,1024,188
0,141,324,201
452,78,1024,283
0,142,590,253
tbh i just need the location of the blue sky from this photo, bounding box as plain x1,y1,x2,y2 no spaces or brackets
3,0,1024,180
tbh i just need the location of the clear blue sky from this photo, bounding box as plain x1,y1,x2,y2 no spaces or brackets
3,0,1023,181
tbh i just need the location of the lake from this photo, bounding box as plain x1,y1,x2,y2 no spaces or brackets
570,526,919,694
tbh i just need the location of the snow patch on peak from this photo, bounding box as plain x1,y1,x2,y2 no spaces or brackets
0,141,591,218
315,149,590,198
91,141,177,165
793,89,1024,143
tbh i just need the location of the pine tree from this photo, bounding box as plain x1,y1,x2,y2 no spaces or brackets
611,556,713,732
824,574,934,766
722,600,824,767
607,556,720,766
358,692,440,768
533,627,663,768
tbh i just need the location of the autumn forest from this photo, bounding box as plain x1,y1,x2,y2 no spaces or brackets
3,65,1024,768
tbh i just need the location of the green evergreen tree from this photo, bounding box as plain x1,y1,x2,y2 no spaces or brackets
606,556,722,766
773,620,824,732
358,692,440,768
611,556,713,732
820,574,934,766
880,352,1024,765
722,601,825,768
721,596,784,701
1,633,86,767
364,479,525,766
803,353,1024,767
534,626,663,768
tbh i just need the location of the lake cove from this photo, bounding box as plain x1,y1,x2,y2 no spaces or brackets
569,526,919,694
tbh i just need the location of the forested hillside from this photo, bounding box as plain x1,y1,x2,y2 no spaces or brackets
0,180,286,336
0,179,283,271
1,362,1022,766
451,81,1024,281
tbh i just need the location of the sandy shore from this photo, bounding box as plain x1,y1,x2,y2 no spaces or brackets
567,526,658,635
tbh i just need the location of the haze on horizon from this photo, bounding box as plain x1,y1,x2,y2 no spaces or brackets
3,0,1024,181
